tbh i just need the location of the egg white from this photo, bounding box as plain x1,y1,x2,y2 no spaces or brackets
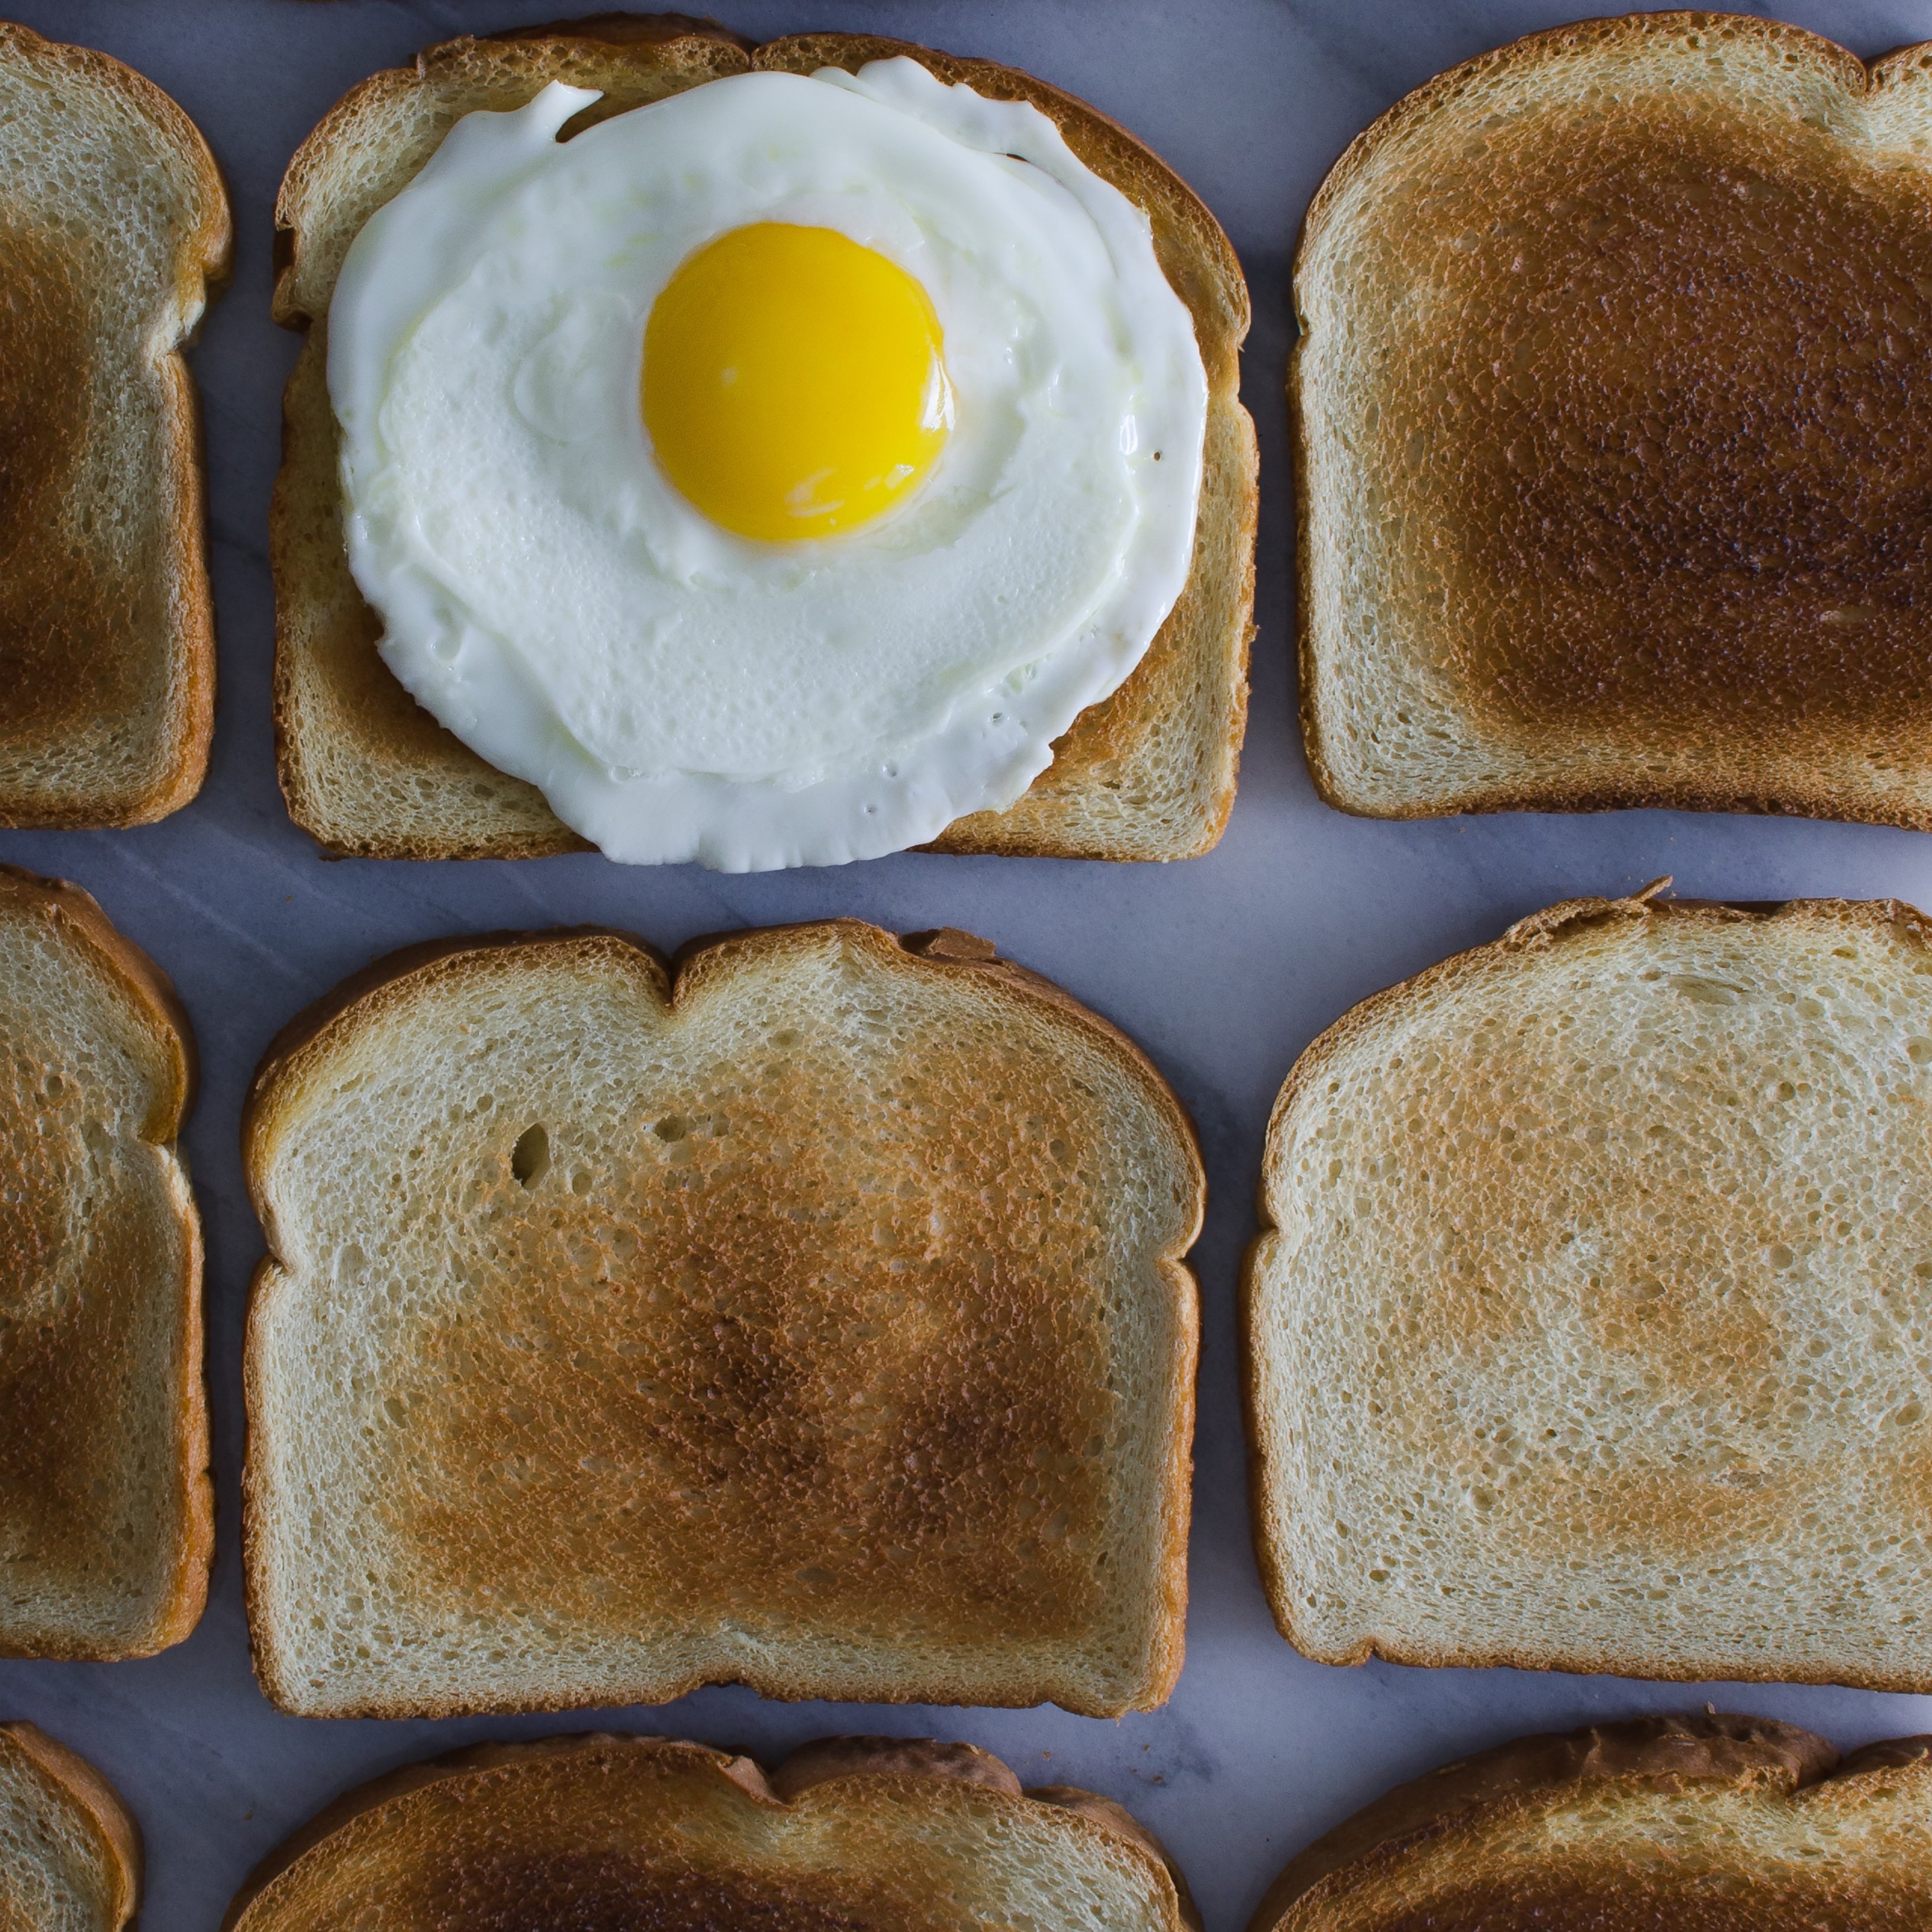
329,59,1208,870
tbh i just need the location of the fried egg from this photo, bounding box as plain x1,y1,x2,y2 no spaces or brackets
328,57,1208,870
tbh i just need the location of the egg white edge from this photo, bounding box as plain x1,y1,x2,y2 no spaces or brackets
330,62,1209,871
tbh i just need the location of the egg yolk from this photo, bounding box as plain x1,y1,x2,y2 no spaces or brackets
642,223,950,543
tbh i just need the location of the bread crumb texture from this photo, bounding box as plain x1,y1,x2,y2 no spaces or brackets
1297,14,1932,825
0,25,226,826
0,1728,135,1932
271,28,1253,861
0,870,207,1658
244,922,1200,1717
228,1735,1186,1932
1248,894,1932,1687
1264,1722,1932,1931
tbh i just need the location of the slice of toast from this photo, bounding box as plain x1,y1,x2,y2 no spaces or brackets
270,17,1255,861
1295,14,1932,827
243,920,1201,1717
0,865,210,1659
0,1722,140,1932
224,1733,1197,1932
0,24,228,827
1245,885,1932,1689
1250,1712,1930,1932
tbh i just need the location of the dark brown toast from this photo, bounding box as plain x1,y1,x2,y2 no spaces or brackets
271,17,1254,861
1296,12,1932,826
0,24,228,826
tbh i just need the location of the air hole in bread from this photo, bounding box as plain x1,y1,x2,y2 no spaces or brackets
510,1123,549,1186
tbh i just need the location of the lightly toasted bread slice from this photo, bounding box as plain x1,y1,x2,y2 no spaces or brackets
0,1722,140,1932
270,15,1255,862
0,865,210,1659
224,1733,1198,1932
0,25,228,827
1295,12,1932,828
243,919,1201,1718
1249,1712,1930,1932
1245,883,1932,1689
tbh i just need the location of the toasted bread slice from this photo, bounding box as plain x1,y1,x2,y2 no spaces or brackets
224,1733,1196,1932
0,1722,140,1932
1250,1712,1930,1932
1295,14,1932,827
0,24,228,827
0,865,210,1658
243,920,1201,1717
270,17,1254,861
1245,885,1932,1688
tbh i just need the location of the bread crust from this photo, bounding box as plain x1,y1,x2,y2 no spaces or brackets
242,919,1200,1718
0,24,228,827
1242,886,1932,1690
1294,11,1932,828
0,1721,140,1932
0,865,211,1659
1247,1713,1926,1932
223,1733,1193,1932
269,16,1254,862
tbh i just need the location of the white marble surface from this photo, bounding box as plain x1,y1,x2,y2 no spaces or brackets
6,2,1932,1927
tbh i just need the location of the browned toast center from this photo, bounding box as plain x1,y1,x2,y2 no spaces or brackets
373,1029,1116,1651
0,224,134,751
1379,98,1932,740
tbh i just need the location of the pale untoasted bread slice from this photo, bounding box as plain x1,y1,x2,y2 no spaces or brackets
0,24,228,827
270,17,1254,861
0,865,210,1659
224,1733,1196,1932
1251,1713,1930,1932
0,1722,140,1932
1245,885,1932,1688
1296,14,1932,826
243,920,1200,1717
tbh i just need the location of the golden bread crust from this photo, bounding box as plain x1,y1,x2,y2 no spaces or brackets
242,920,1200,1717
224,1733,1192,1932
269,17,1253,861
0,24,228,827
1296,12,1932,826
0,1722,141,1932
1249,1714,1931,1932
0,866,210,1659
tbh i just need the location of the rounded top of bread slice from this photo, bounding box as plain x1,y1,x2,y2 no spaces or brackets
224,1732,1196,1932
0,1721,140,1932
1251,1712,1932,1931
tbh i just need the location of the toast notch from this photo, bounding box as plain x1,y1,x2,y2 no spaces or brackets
1296,13,1932,826
243,919,1200,1717
0,865,210,1658
1250,1714,1931,1931
0,1723,140,1932
1245,890,1932,1688
224,1733,1194,1932
271,20,1254,861
0,24,228,826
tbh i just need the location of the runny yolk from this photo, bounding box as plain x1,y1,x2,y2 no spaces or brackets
642,222,951,543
